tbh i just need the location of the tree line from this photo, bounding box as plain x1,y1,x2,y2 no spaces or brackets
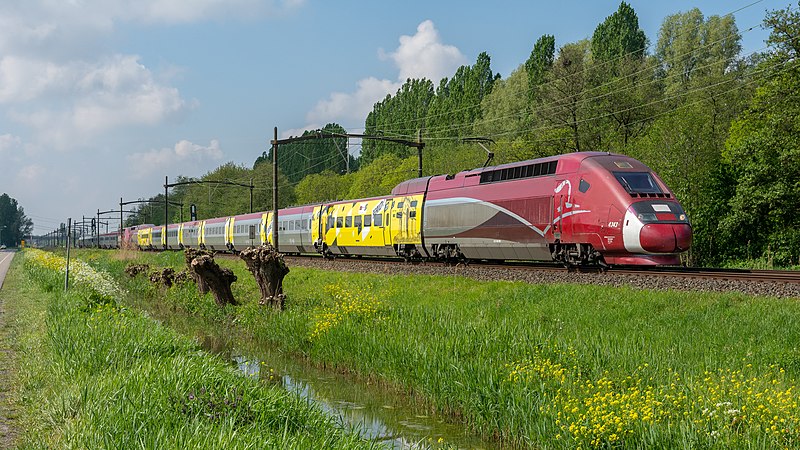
127,2,800,267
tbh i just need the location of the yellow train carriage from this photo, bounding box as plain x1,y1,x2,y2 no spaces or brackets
314,194,424,258
137,227,152,249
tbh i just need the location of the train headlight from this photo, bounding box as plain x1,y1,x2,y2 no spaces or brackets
679,214,686,221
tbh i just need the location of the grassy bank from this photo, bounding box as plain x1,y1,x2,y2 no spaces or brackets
5,249,375,449
87,249,800,448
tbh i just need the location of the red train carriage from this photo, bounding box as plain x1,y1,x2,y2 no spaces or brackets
420,152,691,266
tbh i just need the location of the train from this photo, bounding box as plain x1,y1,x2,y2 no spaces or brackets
103,152,692,267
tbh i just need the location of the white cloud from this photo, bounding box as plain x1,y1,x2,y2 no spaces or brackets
0,134,22,155
382,19,467,83
301,20,465,131
4,55,190,147
16,164,45,184
308,77,401,126
0,1,306,55
126,139,224,179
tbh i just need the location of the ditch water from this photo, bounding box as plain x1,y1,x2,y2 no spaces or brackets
147,310,497,449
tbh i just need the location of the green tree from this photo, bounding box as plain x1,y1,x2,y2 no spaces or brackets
524,34,556,102
295,170,353,204
591,1,647,63
476,66,530,141
427,52,498,139
0,193,33,246
257,123,353,183
539,41,591,152
587,2,654,149
656,8,741,95
363,79,435,165
719,3,800,265
346,154,418,199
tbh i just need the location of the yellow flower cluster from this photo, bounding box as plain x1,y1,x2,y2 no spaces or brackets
309,283,382,340
505,357,567,385
86,301,128,329
688,365,798,442
522,359,800,448
549,371,668,446
25,248,122,300
505,344,577,385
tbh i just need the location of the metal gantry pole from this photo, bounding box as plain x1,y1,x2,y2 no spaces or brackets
64,218,71,292
164,176,169,250
272,127,279,250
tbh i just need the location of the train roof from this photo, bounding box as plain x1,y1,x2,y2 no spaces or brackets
392,151,619,195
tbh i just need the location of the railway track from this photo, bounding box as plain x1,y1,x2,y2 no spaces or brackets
279,254,800,298
608,266,800,284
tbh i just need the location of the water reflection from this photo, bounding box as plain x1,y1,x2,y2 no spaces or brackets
194,333,493,449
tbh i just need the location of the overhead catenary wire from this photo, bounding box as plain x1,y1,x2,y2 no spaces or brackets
376,22,773,141
366,0,770,134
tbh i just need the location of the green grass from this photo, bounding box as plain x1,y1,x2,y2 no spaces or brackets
83,249,800,448
5,249,376,449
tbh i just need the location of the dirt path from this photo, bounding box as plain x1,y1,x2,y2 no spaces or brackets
0,250,18,447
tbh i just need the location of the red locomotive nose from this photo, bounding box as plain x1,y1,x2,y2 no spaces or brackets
639,223,693,253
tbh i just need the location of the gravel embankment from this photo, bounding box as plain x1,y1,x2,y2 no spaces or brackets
284,256,800,299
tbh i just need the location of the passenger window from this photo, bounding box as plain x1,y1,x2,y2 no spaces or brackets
373,214,382,227
336,217,343,228
289,221,294,231
579,179,590,193
397,202,404,209
410,200,418,207
354,216,362,228
364,215,372,226
345,216,352,227
327,216,334,230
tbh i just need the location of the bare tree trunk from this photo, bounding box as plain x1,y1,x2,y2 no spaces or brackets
239,244,289,310
149,267,176,288
190,255,239,307
184,248,210,294
125,263,150,277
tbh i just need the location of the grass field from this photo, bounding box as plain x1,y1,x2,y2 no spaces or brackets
80,249,800,448
3,249,376,449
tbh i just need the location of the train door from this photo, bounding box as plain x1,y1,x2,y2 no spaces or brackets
264,212,274,246
397,196,422,245
178,223,184,247
382,200,393,250
259,213,268,245
554,179,574,241
225,217,235,249
199,221,206,248
311,205,325,253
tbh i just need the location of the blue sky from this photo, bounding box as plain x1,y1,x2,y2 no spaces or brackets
0,0,781,234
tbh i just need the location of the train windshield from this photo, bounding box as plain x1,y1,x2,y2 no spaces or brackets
613,172,662,194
